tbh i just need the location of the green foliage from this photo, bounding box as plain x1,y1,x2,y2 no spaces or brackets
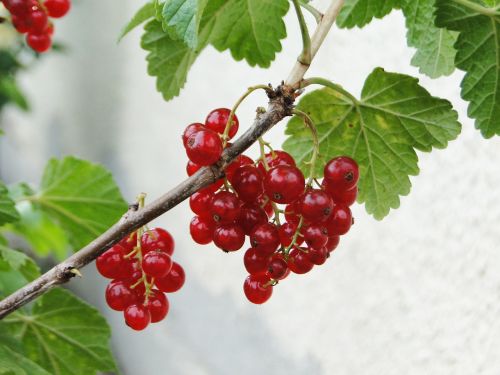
118,1,156,41
0,182,20,226
0,77,29,111
0,289,118,375
139,0,289,100
0,345,51,375
0,237,40,283
435,0,500,138
401,0,458,78
284,68,461,219
337,0,400,28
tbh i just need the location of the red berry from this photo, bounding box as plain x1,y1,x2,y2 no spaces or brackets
189,190,213,216
250,223,280,255
6,0,30,16
300,189,333,222
155,262,185,293
278,222,303,247
96,245,132,279
28,9,48,33
182,123,204,147
213,223,245,252
325,235,340,252
210,191,241,223
142,251,173,278
324,156,359,190
12,15,30,33
325,205,352,236
243,248,269,275
237,203,268,235
186,160,201,176
243,274,273,304
124,304,151,331
190,215,215,244
257,195,274,217
105,280,138,311
284,201,301,224
324,182,358,206
141,228,175,255
264,165,305,204
307,247,328,265
26,33,51,52
225,154,253,181
267,254,288,280
119,232,137,251
230,165,264,202
44,0,71,18
302,224,328,250
145,290,169,323
257,150,296,174
185,129,223,166
288,248,314,274
205,108,239,139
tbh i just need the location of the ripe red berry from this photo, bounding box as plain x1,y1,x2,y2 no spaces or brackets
11,15,30,33
189,190,213,216
185,129,223,166
325,205,352,236
124,304,151,331
28,9,48,33
243,274,273,304
278,222,303,247
264,165,305,204
155,262,185,293
325,235,340,252
300,189,334,222
6,0,31,16
141,228,175,255
205,108,239,140
210,191,241,223
105,280,138,311
145,290,169,323
266,254,289,280
237,203,268,235
230,165,264,202
142,251,173,278
302,224,329,250
250,223,280,255
243,248,269,275
324,156,359,190
190,215,215,244
225,154,253,181
96,245,132,279
44,0,71,18
213,224,245,252
288,248,314,274
182,123,204,147
307,247,328,265
284,201,301,224
257,150,296,174
26,32,51,52
257,195,274,217
326,184,358,206
186,160,201,176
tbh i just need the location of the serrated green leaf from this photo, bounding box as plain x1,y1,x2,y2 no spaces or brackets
0,345,52,375
401,0,458,78
0,242,40,282
284,68,461,219
0,77,28,111
435,0,500,138
1,289,117,375
30,157,127,249
162,0,208,48
337,0,399,28
118,1,156,42
0,182,20,226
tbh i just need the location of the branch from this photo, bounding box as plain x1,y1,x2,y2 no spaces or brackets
0,0,345,319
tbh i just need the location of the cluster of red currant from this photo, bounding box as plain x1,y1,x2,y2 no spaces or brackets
96,227,185,331
1,0,70,52
183,108,359,304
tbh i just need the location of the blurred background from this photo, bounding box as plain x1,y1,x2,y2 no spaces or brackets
1,0,500,374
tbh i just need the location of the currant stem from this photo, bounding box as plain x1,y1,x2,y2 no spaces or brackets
284,216,304,255
292,0,312,65
258,137,281,225
299,0,323,23
298,77,359,105
292,109,319,186
222,85,273,146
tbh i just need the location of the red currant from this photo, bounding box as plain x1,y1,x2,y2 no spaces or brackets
300,189,333,222
266,254,289,280
302,224,329,250
205,108,239,140
28,9,48,33
243,248,269,275
250,223,280,255
325,235,340,252
145,290,169,323
243,274,273,304
225,154,253,181
124,304,151,331
44,0,71,18
186,160,201,176
213,223,245,252
257,150,296,174
26,33,51,52
142,251,173,278
119,232,137,251
182,123,204,147
278,222,303,247
185,129,223,166
210,191,241,223
190,215,215,244
230,165,264,202
96,245,132,279
324,156,359,190
288,248,314,274
237,203,268,235
307,247,328,265
264,165,305,204
325,205,352,236
141,228,175,255
189,190,213,216
105,280,138,311
155,262,185,293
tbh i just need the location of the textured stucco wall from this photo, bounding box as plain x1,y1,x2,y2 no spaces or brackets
1,1,500,374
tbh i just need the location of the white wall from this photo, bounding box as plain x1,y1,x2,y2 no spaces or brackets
2,1,500,374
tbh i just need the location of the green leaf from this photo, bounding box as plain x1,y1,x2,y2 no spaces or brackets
1,289,117,375
0,182,20,226
0,344,52,375
162,0,208,48
337,0,400,28
118,1,156,41
401,0,458,78
0,77,28,111
435,0,500,138
284,68,461,219
0,241,40,282
31,157,127,249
